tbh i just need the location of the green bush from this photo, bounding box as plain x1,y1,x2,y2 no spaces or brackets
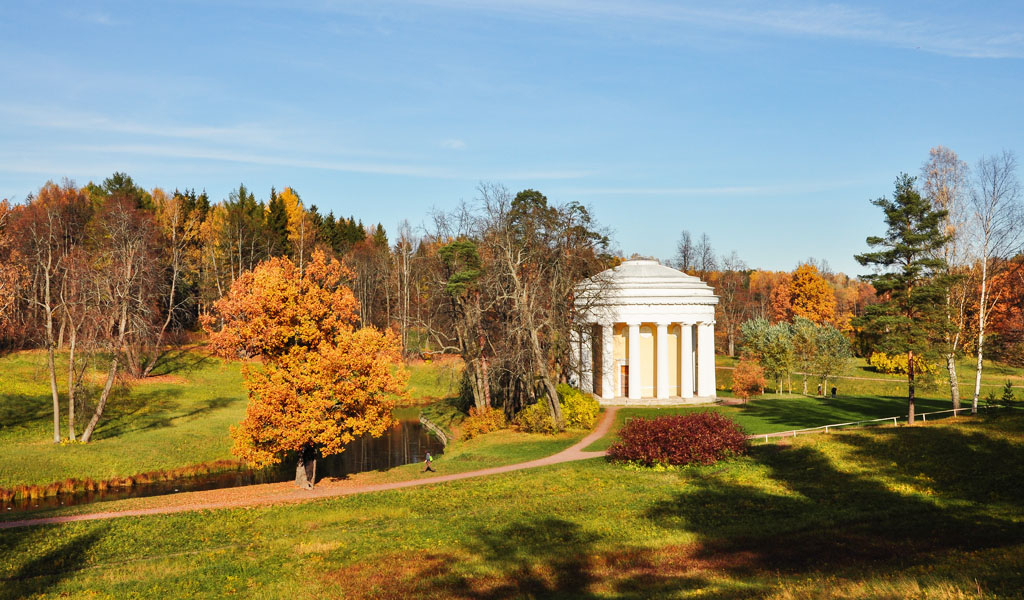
514,401,557,433
460,407,508,440
557,384,600,430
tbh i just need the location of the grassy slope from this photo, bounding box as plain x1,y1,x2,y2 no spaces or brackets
1,413,1021,599
0,351,247,487
0,351,463,488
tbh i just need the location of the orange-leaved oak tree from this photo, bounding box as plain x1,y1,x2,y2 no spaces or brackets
203,249,407,488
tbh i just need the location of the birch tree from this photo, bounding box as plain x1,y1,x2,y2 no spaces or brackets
921,145,971,410
968,151,1023,412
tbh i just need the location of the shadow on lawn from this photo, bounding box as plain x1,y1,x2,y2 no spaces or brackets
645,422,1024,577
91,391,240,441
733,394,950,431
334,517,746,600
0,394,52,431
0,525,105,600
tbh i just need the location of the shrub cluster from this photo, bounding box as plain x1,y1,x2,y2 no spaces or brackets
459,407,508,440
607,412,748,467
514,401,557,433
557,384,600,430
868,352,936,375
515,385,601,433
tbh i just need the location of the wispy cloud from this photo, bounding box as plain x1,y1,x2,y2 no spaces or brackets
66,143,591,181
0,104,279,147
62,10,118,26
325,0,1024,59
440,138,467,150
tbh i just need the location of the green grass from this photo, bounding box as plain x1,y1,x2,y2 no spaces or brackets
0,350,464,489
404,356,463,403
2,413,1021,598
0,350,248,488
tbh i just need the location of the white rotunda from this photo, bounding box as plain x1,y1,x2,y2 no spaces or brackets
574,259,719,405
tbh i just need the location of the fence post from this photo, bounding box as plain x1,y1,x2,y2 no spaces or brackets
923,413,927,422
893,417,898,427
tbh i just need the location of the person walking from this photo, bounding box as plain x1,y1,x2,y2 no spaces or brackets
423,451,435,472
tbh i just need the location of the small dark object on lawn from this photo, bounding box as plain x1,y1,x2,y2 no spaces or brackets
831,387,837,399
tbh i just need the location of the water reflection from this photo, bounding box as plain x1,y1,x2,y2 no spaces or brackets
2,419,444,513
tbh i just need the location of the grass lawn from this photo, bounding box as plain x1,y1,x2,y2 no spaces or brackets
0,350,464,489
1,413,1021,598
0,350,248,488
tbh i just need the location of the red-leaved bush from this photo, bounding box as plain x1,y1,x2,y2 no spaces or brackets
607,412,748,467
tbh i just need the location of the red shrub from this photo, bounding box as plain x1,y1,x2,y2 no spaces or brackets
607,412,748,467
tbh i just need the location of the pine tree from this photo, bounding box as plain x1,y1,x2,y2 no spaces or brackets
265,187,290,257
854,174,952,424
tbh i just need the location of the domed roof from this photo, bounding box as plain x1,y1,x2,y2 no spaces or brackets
577,259,717,306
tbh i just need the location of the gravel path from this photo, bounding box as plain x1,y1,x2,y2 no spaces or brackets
0,407,619,531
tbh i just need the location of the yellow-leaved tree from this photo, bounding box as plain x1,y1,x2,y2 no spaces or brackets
789,264,837,324
204,250,407,488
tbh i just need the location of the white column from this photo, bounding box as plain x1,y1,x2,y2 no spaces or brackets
627,322,640,400
580,325,594,393
601,324,615,400
680,323,694,398
697,321,716,397
656,322,669,399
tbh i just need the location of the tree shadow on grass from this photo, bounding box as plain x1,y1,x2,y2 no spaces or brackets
91,391,240,441
327,517,752,599
0,525,105,600
147,347,214,377
734,394,950,432
0,394,52,431
645,431,1024,580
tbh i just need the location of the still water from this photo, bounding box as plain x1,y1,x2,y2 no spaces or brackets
3,418,444,513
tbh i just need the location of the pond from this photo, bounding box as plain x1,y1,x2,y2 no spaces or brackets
2,418,445,513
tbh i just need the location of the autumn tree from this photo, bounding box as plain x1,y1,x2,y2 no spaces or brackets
731,358,766,401
0,199,26,342
205,250,406,489
789,263,836,324
855,174,952,424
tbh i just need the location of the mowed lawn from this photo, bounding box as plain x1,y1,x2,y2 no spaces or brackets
0,350,462,489
1,413,1021,598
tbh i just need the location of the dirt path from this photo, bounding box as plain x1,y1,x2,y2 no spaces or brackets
0,407,619,531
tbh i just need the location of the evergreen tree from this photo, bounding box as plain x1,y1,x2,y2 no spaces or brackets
265,187,290,257
854,174,952,424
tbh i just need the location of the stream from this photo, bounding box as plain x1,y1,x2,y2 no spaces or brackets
2,418,445,513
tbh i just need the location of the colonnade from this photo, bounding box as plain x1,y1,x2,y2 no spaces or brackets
576,320,716,400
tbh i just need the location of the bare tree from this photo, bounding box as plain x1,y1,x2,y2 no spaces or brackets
674,230,694,272
922,146,971,410
81,199,156,442
15,181,89,443
717,251,748,356
968,151,1024,412
696,233,717,280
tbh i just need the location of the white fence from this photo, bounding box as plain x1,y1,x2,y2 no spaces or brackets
750,405,1001,443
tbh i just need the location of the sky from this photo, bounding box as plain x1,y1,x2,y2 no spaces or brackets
1,0,1022,276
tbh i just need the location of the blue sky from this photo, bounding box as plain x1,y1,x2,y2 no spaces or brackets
2,1,1022,275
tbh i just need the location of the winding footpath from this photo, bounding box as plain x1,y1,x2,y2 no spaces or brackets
0,407,619,531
